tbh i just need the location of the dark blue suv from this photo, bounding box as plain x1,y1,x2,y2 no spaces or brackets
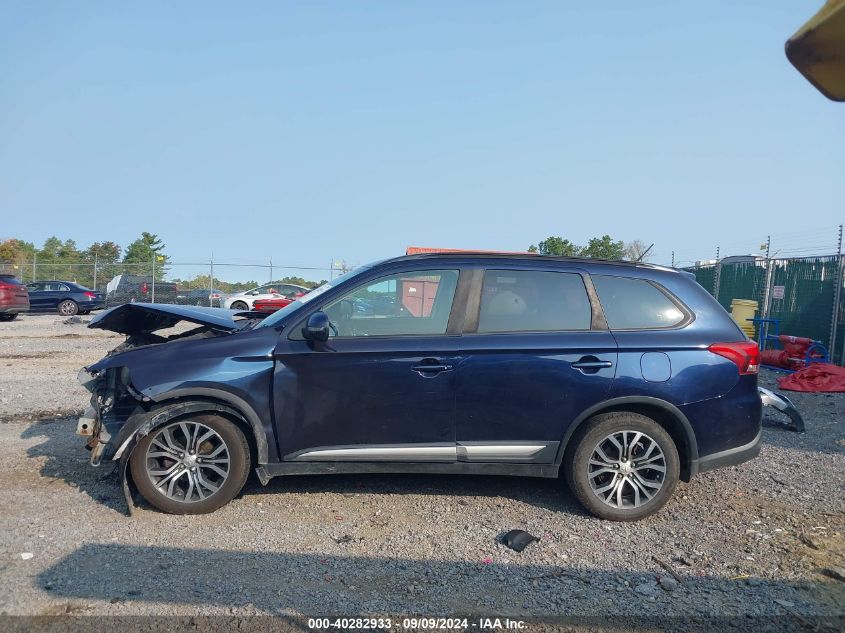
77,254,762,521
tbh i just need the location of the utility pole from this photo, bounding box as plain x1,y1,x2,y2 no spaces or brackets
831,224,843,362
151,253,156,303
32,252,36,283
210,255,215,306
93,251,98,291
270,257,273,284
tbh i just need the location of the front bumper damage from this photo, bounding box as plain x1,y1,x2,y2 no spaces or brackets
77,366,148,515
758,387,805,432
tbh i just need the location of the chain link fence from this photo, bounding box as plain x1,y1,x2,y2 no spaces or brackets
0,259,350,308
3,247,844,364
686,254,845,364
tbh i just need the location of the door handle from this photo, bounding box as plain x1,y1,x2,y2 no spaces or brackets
571,357,613,373
412,363,453,374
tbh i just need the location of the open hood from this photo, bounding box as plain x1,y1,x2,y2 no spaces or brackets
88,303,244,335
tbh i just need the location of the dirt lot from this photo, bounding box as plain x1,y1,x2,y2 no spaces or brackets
0,314,843,629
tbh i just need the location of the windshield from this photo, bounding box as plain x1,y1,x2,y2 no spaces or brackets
256,265,374,329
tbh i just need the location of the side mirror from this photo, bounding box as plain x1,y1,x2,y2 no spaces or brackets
302,311,330,342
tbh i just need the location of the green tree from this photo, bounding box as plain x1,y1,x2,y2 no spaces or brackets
82,241,122,289
528,236,581,257
123,232,169,279
580,235,626,260
623,239,652,262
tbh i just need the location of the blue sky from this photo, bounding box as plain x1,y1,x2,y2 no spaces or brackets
1,1,842,281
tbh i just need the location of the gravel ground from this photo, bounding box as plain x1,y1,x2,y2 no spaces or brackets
0,314,843,630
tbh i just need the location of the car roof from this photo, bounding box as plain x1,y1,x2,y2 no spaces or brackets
378,252,678,273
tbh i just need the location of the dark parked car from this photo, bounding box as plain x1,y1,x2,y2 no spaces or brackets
26,281,105,316
0,274,29,320
175,288,223,307
105,274,178,306
77,254,761,521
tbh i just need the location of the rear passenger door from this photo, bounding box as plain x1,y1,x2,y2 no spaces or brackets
455,266,617,464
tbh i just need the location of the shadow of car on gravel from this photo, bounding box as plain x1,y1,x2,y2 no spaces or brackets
32,544,844,629
21,416,127,515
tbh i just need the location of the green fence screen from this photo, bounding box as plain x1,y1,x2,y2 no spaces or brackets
687,255,844,364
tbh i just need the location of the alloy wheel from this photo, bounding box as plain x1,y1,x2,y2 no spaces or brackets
587,430,666,509
145,421,231,503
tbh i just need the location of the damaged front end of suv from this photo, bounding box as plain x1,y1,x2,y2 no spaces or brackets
76,303,277,514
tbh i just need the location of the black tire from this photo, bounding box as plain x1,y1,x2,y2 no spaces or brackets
130,414,251,514
0,313,18,321
564,412,679,521
57,299,79,316
230,301,248,311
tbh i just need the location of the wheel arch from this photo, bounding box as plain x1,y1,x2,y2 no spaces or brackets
114,392,268,465
556,396,699,481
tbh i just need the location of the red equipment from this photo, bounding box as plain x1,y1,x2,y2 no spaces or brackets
252,296,296,313
759,335,826,370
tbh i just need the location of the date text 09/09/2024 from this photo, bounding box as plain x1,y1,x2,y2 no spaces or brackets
307,618,527,630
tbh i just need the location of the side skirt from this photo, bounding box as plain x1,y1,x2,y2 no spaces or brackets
256,461,560,483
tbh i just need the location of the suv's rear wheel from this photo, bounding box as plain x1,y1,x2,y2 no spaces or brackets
0,313,18,321
130,414,250,514
565,412,679,521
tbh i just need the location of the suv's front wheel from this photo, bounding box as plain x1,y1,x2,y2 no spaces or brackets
130,414,251,514
565,412,679,521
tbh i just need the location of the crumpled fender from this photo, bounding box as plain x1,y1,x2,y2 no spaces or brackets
116,399,268,515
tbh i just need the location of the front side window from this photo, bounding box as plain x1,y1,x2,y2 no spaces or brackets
477,270,592,333
592,275,687,329
322,269,459,338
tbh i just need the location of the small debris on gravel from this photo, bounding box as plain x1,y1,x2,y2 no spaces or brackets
820,567,845,582
499,529,539,552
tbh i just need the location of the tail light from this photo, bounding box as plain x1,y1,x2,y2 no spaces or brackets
0,281,17,290
83,291,97,299
709,341,760,375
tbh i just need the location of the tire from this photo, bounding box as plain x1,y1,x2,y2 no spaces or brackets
57,300,79,316
230,301,248,311
80,311,91,315
130,414,251,514
0,313,18,321
564,412,679,521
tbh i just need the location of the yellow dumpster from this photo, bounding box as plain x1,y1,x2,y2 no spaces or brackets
730,299,758,338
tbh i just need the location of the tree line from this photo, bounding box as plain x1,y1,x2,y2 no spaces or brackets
0,233,323,292
528,235,651,261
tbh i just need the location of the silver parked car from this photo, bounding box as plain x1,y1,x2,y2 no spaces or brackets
221,282,308,311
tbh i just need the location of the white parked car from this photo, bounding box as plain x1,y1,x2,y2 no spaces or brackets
222,282,308,311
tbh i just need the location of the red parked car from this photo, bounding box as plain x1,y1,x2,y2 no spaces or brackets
0,274,30,321
251,296,297,313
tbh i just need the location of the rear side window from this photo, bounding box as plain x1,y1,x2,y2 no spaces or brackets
478,270,592,333
592,275,687,330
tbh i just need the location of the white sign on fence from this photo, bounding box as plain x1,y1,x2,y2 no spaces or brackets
772,285,785,300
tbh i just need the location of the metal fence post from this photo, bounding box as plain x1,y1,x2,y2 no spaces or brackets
830,225,843,360
713,246,721,300
151,254,156,303
761,235,773,319
32,253,36,282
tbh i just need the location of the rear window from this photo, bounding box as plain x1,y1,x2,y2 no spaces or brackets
0,275,22,285
478,270,592,333
592,275,687,330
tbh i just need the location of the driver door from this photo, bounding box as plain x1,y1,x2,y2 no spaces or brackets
271,269,463,462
